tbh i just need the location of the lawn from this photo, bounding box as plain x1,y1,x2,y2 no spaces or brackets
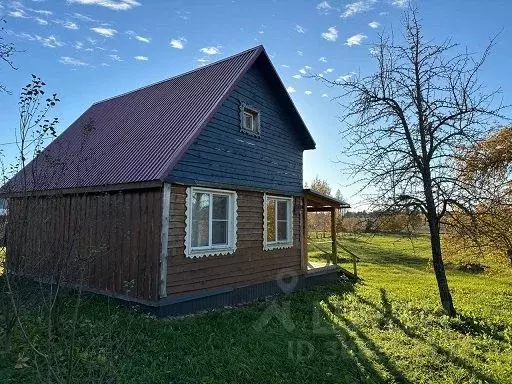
1,234,511,383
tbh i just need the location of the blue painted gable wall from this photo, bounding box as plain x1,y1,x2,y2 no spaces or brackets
168,62,305,195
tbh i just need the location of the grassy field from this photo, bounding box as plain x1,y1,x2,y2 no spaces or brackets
1,234,511,383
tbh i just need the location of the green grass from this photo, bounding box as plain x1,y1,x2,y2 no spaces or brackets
1,234,512,383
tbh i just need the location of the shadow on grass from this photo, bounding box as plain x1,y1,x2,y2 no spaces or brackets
301,284,411,384
354,288,499,384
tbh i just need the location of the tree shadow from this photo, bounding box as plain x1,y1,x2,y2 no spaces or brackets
354,288,499,384
305,284,411,383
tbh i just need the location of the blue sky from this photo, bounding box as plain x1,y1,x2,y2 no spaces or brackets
1,0,511,207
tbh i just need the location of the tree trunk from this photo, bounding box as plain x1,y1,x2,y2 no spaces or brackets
507,248,512,267
427,215,456,317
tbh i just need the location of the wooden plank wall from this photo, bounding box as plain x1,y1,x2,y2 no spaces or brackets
167,184,302,296
169,62,304,195
6,187,162,300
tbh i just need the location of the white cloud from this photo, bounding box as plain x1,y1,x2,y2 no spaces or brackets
127,31,151,43
341,0,376,18
368,21,380,29
345,33,367,46
62,21,79,30
304,65,312,69
316,1,335,14
280,64,290,68
325,68,334,73
37,35,65,48
200,46,221,55
72,12,97,22
321,93,328,97
391,0,408,8
170,37,186,49
304,90,312,95
66,0,141,11
90,26,117,37
286,86,296,93
197,58,209,63
134,55,148,61
32,9,53,16
295,24,306,33
35,17,48,25
135,35,150,43
321,26,338,42
109,54,122,61
297,50,303,56
319,56,327,63
336,72,356,82
299,68,307,75
292,74,302,79
59,56,89,66
9,9,27,18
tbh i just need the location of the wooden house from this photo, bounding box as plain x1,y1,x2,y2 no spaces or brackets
3,46,350,315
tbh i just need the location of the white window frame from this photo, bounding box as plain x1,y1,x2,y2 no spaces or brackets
263,194,294,251
184,187,238,258
239,102,260,136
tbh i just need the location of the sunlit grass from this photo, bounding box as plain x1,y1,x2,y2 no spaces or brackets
1,234,511,383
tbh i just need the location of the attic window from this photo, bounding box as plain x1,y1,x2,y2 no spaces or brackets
240,103,260,136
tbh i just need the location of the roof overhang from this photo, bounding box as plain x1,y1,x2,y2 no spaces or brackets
304,188,350,210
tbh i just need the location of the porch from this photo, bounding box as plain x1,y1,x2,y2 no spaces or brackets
302,189,357,278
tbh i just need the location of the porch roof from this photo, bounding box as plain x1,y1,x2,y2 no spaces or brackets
303,189,351,210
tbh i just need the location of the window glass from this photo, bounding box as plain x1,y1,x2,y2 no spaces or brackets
191,192,210,247
266,199,276,242
277,221,288,241
212,195,228,220
212,195,229,245
277,201,288,221
244,112,254,131
212,221,228,245
265,197,292,247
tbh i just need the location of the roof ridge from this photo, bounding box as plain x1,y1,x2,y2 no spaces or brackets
92,45,264,106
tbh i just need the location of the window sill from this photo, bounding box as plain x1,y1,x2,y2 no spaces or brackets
239,127,260,137
185,246,236,259
263,241,294,251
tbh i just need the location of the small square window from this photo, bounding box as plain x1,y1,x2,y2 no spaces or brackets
240,103,260,136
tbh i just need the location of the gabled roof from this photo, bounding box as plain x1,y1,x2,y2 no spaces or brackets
6,45,315,192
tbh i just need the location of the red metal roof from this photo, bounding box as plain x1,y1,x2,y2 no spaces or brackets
5,45,315,192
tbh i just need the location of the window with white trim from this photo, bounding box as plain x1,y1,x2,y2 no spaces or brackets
239,102,260,136
263,194,293,250
185,187,237,258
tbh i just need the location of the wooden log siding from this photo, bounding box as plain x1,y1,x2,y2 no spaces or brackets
166,184,302,296
6,188,162,300
169,63,305,195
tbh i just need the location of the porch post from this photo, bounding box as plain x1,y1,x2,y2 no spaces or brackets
302,195,308,270
331,207,337,265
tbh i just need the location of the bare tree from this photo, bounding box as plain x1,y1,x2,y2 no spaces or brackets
326,8,506,316
0,18,17,93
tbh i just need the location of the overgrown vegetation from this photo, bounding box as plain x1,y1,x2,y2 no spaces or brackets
1,234,511,383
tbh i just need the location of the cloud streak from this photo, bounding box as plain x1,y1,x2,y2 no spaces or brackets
66,0,141,11
91,26,117,37
59,56,89,66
